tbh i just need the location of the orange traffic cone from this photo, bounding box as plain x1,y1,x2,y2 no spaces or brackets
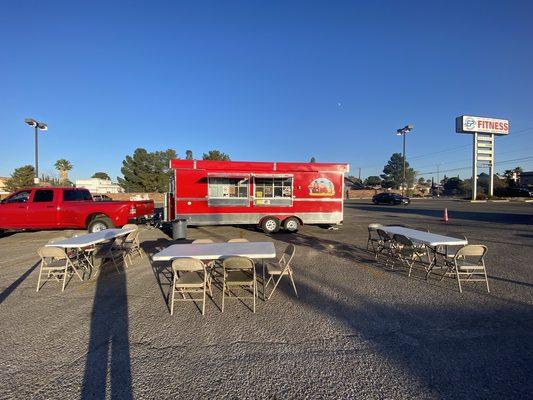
442,208,449,222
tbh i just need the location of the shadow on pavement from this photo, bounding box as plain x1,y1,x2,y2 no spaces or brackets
347,204,533,225
80,258,133,400
0,260,40,304
275,269,533,399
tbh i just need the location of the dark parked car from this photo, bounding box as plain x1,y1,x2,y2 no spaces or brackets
372,192,410,205
507,187,533,197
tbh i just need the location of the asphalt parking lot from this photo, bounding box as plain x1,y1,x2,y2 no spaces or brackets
0,199,532,399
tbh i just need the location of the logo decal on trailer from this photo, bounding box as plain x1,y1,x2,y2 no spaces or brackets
308,178,335,196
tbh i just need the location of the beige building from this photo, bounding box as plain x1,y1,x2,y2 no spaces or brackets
0,177,9,197
75,178,124,194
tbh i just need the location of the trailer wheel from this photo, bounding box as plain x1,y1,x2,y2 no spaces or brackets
260,217,280,234
283,217,300,233
88,216,114,233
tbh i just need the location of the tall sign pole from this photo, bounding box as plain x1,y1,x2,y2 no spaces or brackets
456,116,509,200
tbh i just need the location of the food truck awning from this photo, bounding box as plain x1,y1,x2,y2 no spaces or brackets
207,172,250,178
252,173,294,178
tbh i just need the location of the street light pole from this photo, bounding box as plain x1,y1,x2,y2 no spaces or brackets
25,118,48,183
402,133,406,197
396,124,414,197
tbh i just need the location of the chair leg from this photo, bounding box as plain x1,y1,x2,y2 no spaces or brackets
483,266,490,293
289,271,298,297
267,274,284,300
170,277,176,315
202,285,206,315
221,280,225,312
455,267,463,293
61,267,68,292
36,265,43,292
253,279,256,313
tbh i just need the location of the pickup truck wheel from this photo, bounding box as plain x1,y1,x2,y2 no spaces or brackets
88,217,113,233
260,217,280,234
283,217,300,233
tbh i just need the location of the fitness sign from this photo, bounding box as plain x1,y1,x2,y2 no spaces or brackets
456,115,509,135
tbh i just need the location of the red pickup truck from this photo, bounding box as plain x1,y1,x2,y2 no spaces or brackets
0,187,154,233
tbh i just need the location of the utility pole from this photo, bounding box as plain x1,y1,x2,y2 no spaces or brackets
358,167,361,181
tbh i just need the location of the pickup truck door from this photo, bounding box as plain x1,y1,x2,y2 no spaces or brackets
0,190,31,228
28,189,58,228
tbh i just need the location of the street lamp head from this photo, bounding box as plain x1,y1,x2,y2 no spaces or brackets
37,123,48,131
396,124,414,135
25,118,37,127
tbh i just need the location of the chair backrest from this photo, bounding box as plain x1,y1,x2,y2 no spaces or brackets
38,246,68,260
393,234,414,247
193,239,214,244
114,235,127,246
122,224,139,231
445,232,468,241
172,257,205,272
125,229,140,243
454,245,487,263
279,244,296,268
368,223,382,230
222,256,254,270
227,238,249,243
47,236,68,244
377,229,392,241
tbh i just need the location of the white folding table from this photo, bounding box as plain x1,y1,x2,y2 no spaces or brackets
45,228,136,278
380,226,468,279
152,242,277,300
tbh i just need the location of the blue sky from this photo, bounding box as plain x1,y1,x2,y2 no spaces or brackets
1,0,532,182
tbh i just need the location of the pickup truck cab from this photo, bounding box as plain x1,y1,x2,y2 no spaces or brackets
0,187,154,233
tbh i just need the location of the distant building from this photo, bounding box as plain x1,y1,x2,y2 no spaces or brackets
518,171,533,188
0,177,9,197
75,178,124,194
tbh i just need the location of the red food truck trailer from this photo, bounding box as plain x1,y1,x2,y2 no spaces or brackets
165,160,349,233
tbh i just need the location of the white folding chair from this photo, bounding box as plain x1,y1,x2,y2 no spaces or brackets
222,256,257,313
170,258,210,315
36,247,79,292
264,244,297,300
367,223,382,257
392,234,428,277
443,245,490,293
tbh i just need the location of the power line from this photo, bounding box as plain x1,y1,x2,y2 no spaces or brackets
416,156,533,176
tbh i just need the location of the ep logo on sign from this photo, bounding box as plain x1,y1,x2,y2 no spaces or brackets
464,118,476,130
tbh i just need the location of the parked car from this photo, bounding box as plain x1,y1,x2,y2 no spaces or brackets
507,187,533,197
92,194,113,201
0,187,154,233
372,192,411,205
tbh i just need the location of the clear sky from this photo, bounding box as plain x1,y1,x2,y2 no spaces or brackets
1,0,532,182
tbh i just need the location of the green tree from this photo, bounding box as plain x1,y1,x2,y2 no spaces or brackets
364,176,382,187
185,150,193,160
92,172,111,180
202,150,230,161
310,157,316,163
54,159,73,182
443,177,466,196
4,165,36,192
117,148,177,192
418,177,426,185
503,166,523,187
380,153,415,189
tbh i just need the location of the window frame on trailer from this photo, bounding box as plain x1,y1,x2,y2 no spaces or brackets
207,173,251,207
252,174,294,207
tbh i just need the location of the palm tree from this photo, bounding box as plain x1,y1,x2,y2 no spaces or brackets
54,159,73,182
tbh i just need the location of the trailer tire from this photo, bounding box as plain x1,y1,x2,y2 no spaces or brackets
88,216,114,233
260,217,280,234
283,217,300,233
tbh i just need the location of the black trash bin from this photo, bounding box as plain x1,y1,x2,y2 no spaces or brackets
172,218,188,240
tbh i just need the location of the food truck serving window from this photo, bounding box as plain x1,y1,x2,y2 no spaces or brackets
208,177,249,207
254,177,293,206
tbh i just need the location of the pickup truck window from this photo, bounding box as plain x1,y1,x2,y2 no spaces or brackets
63,189,92,201
33,189,54,203
5,191,31,203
